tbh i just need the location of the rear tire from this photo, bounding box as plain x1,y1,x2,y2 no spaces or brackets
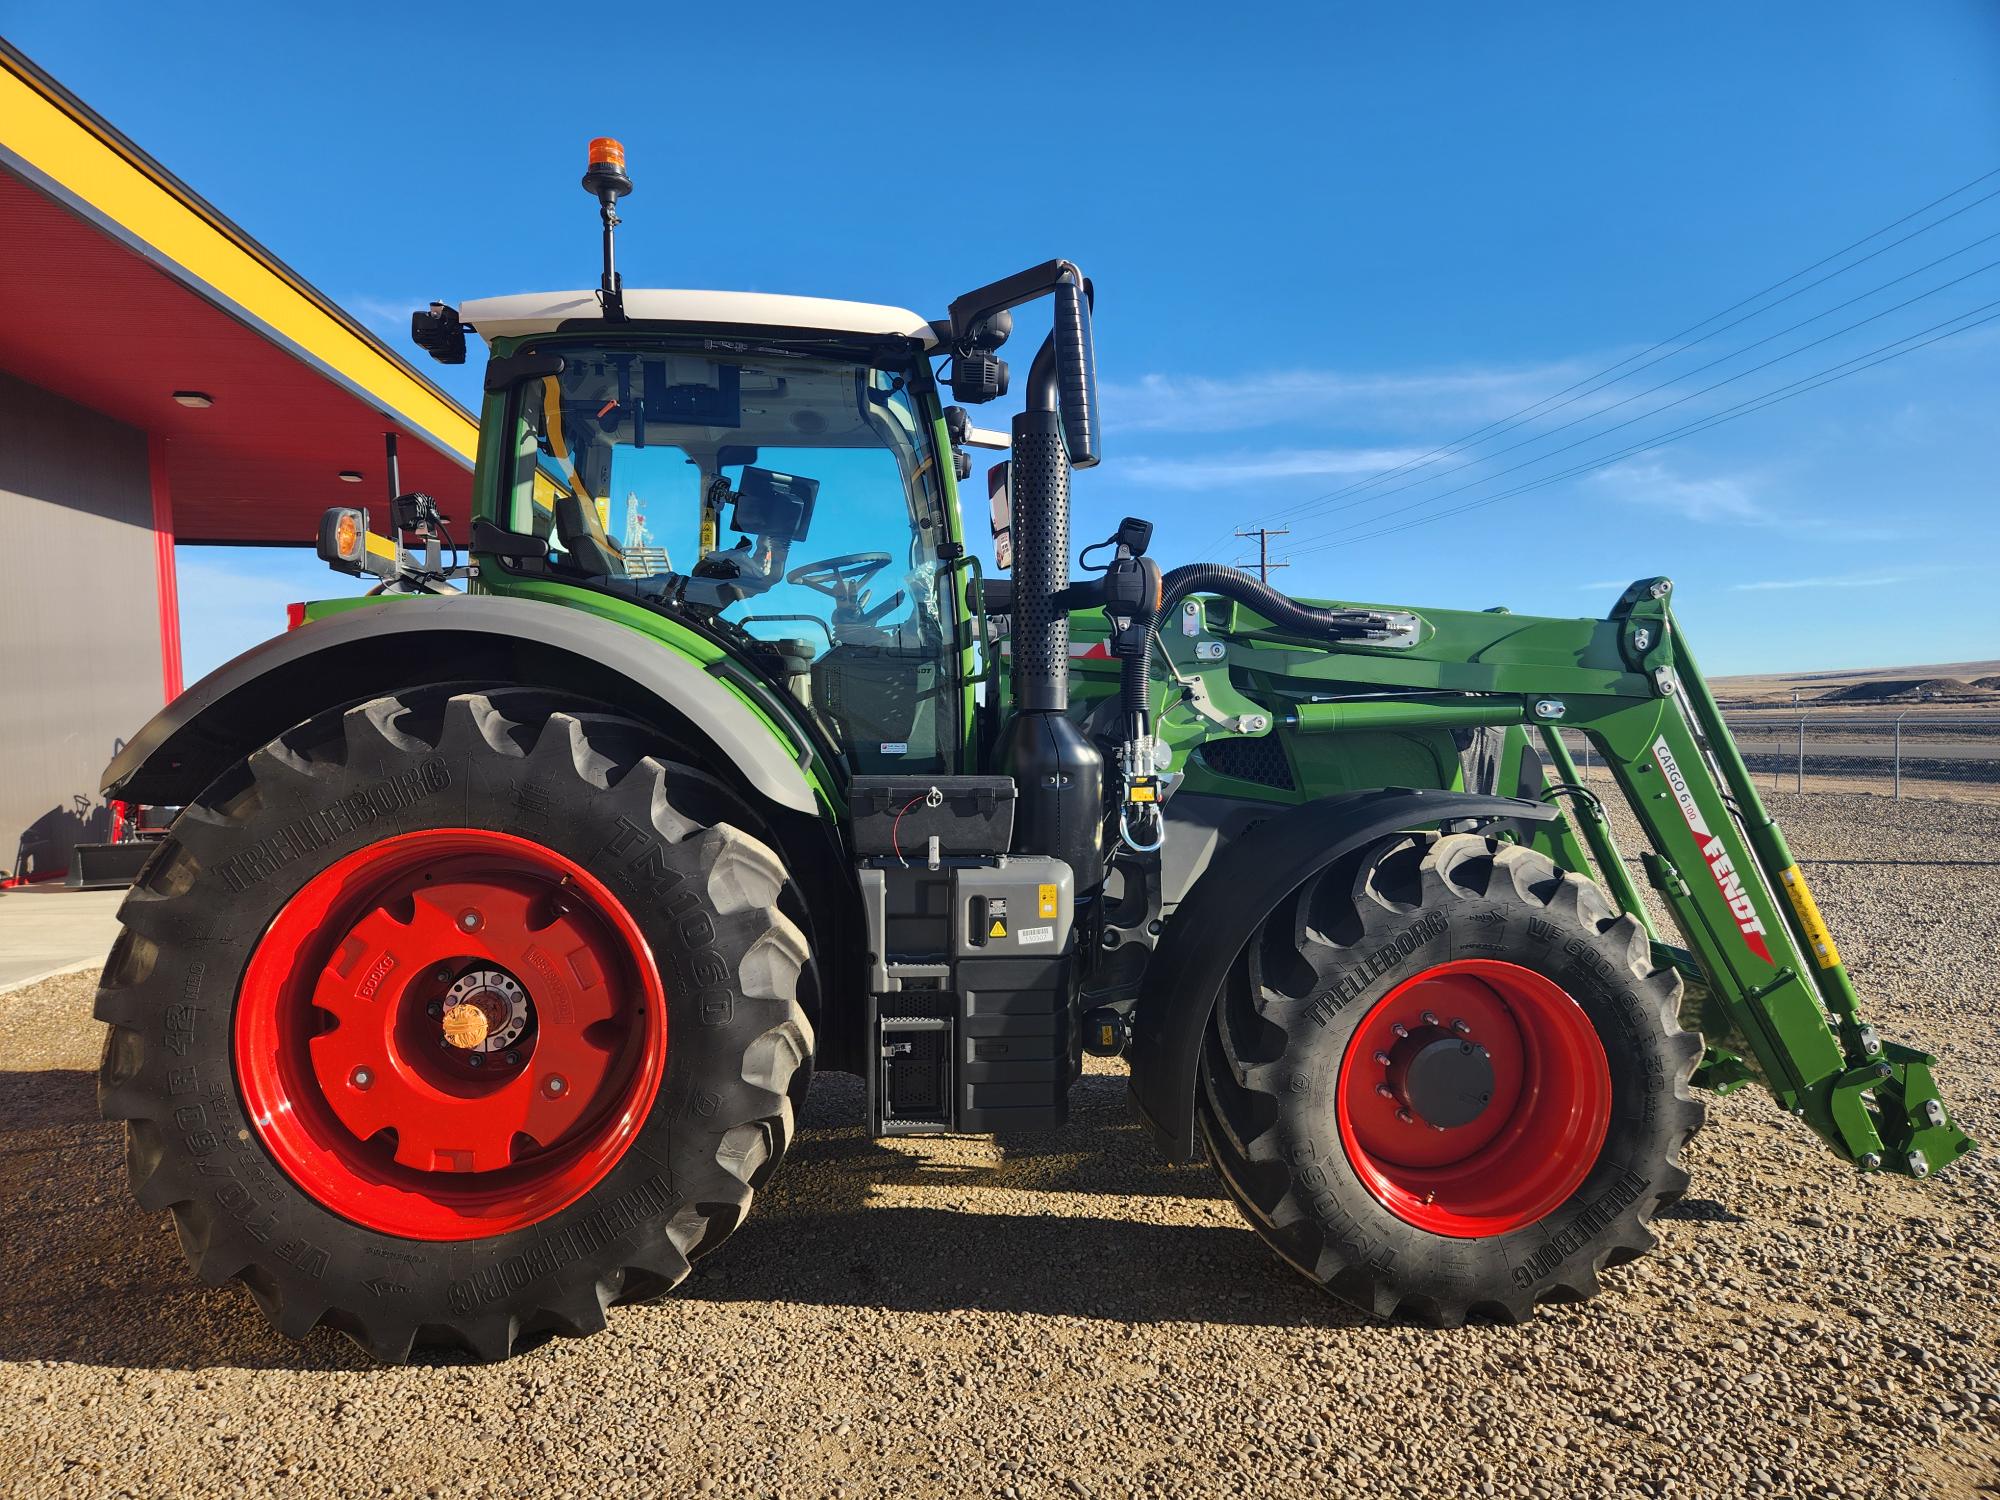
1197,832,1702,1324
96,688,814,1361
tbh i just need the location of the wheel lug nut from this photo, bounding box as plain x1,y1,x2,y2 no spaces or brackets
1391,1022,1409,1039
1452,1018,1471,1036
1373,1050,1392,1067
457,908,483,932
467,1053,484,1069
427,1000,444,1019
1420,1010,1439,1027
543,1074,568,1098
434,967,454,983
1375,1082,1395,1099
1395,1108,1415,1125
503,1050,521,1067
350,1067,373,1090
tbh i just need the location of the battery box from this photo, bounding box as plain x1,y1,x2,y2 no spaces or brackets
848,775,1016,859
859,853,1078,1136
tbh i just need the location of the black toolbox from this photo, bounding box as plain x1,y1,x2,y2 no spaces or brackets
848,775,1016,859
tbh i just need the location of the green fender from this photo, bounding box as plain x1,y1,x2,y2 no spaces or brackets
103,594,819,815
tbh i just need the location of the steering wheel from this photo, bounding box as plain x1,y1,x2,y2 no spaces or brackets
785,551,904,630
785,552,892,599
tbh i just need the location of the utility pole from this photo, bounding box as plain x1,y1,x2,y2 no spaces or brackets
1234,526,1290,584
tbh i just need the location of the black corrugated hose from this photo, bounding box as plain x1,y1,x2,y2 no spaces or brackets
1157,563,1383,639
1119,561,1390,737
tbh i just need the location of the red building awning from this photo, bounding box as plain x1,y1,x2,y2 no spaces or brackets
0,39,477,547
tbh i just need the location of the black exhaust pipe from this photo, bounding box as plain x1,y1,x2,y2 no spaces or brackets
1006,329,1104,893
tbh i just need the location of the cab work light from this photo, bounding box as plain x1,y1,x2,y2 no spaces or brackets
317,506,401,580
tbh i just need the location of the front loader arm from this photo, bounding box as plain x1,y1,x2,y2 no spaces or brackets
1567,584,1971,1178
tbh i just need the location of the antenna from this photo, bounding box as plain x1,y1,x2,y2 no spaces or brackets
581,138,634,322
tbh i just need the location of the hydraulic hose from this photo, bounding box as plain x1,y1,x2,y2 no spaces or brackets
1118,559,1162,745
1116,561,1380,749
1157,562,1382,640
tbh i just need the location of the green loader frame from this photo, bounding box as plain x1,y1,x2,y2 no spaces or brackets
1059,574,1970,1180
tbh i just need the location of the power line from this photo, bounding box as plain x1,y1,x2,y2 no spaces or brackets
1283,300,2000,558
1266,176,2000,523
1287,225,2000,528
1279,254,2000,551
1233,526,1289,582
1192,164,2000,557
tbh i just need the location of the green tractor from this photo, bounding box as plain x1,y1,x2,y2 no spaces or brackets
97,141,1970,1361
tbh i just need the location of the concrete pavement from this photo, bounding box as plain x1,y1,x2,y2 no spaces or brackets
0,886,122,992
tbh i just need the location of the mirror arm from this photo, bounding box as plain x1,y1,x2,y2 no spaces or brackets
946,260,1084,347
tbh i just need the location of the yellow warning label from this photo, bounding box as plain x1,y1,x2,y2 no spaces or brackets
1037,884,1058,919
990,919,1008,938
1778,864,1841,969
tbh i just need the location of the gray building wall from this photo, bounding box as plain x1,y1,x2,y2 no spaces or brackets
0,370,163,878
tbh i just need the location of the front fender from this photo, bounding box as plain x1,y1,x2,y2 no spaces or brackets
103,594,819,816
1126,787,1561,1163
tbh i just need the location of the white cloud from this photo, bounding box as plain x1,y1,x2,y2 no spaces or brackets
1730,570,1917,592
1588,459,1772,525
346,295,428,336
1099,357,1609,435
1117,446,1432,490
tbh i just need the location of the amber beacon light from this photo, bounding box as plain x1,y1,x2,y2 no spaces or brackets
582,137,632,200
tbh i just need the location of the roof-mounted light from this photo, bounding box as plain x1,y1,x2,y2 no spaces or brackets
581,138,634,323
582,137,632,201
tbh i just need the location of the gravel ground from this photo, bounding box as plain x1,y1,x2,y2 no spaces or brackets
0,791,1995,1499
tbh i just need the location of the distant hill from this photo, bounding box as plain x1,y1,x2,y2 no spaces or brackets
1815,677,2000,705
1712,659,2000,710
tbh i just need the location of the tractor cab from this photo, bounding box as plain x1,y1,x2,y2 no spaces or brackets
459,298,964,775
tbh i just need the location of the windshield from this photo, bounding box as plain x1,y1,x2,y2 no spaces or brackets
503,344,958,772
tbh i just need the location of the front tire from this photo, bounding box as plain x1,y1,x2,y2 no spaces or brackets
96,689,813,1361
1197,832,1702,1324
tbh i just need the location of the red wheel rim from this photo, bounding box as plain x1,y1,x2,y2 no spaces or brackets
235,829,667,1240
1334,959,1610,1238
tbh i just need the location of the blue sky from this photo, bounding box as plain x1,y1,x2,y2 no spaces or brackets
11,2,1999,677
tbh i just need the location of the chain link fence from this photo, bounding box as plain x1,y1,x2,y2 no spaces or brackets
1565,716,2000,804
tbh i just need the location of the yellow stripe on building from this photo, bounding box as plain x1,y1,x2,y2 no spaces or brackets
0,50,477,465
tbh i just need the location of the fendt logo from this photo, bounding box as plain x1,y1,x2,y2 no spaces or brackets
1652,737,1773,962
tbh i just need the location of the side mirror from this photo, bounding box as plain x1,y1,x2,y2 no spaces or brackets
1052,278,1100,470
942,259,1101,462
987,462,1014,571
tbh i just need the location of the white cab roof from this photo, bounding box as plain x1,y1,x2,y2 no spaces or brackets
460,289,939,348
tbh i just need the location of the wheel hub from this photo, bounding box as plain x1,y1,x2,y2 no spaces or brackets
1385,1029,1494,1130
440,968,531,1054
